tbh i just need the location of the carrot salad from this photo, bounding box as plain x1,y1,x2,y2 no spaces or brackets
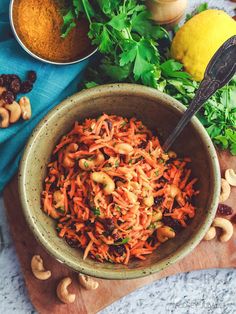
41,114,199,264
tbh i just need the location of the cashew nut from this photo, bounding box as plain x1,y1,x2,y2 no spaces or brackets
167,184,180,198
56,277,76,304
5,101,21,123
0,87,6,107
125,190,138,204
63,143,78,168
78,273,99,290
203,226,216,241
143,195,154,207
114,143,133,154
31,255,51,280
91,171,115,194
212,217,234,242
157,226,175,243
19,96,32,120
0,107,10,128
225,169,236,187
0,86,6,95
151,209,162,222
219,178,231,202
79,151,105,170
53,190,65,209
168,150,177,158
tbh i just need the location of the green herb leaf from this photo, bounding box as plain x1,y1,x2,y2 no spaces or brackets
61,9,76,38
113,237,130,245
90,207,100,216
160,60,190,79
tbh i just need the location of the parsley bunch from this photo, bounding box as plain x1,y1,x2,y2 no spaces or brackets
61,0,236,155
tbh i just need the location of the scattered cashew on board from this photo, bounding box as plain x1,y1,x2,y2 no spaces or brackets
204,168,235,243
30,254,99,304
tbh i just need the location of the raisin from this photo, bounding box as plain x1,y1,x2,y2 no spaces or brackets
84,220,94,227
117,219,123,226
154,196,163,206
105,119,112,131
79,143,89,151
9,74,20,81
162,216,182,232
138,140,148,149
159,177,168,183
27,70,37,83
103,218,115,233
101,148,109,160
109,244,125,255
20,80,33,93
1,74,11,87
66,237,79,248
0,76,4,86
112,233,119,241
114,176,126,184
231,214,236,224
217,204,233,216
2,90,15,104
9,79,21,94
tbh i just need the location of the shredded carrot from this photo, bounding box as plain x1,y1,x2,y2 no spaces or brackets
41,114,198,264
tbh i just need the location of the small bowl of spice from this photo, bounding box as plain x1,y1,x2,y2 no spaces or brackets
9,0,97,65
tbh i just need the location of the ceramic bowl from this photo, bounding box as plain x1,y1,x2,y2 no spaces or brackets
19,84,220,279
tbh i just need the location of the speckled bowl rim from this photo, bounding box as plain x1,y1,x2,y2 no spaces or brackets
19,84,221,280
9,0,97,65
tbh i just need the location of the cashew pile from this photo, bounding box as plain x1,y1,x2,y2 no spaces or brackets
0,95,31,128
30,255,99,305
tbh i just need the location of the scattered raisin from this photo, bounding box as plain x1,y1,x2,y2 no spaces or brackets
112,233,119,241
66,237,79,248
9,79,21,94
114,176,126,184
0,76,4,86
1,74,11,87
103,218,115,233
162,216,182,232
217,204,233,216
2,90,15,104
105,119,112,131
20,80,33,93
154,196,163,206
231,214,236,224
109,244,125,255
138,140,147,149
27,70,37,83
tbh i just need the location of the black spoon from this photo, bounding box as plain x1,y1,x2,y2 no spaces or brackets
163,35,236,151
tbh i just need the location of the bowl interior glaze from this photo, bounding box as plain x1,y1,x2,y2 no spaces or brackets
19,84,220,279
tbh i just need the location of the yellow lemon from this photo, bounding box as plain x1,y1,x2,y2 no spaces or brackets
171,10,236,81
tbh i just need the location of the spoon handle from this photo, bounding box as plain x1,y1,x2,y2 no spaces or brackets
163,35,236,151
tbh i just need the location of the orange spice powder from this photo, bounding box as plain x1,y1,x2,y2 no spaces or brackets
13,0,93,62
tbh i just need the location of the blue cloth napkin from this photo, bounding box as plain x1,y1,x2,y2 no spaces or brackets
0,0,91,192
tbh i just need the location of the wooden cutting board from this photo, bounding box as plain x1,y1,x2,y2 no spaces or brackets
3,151,236,314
